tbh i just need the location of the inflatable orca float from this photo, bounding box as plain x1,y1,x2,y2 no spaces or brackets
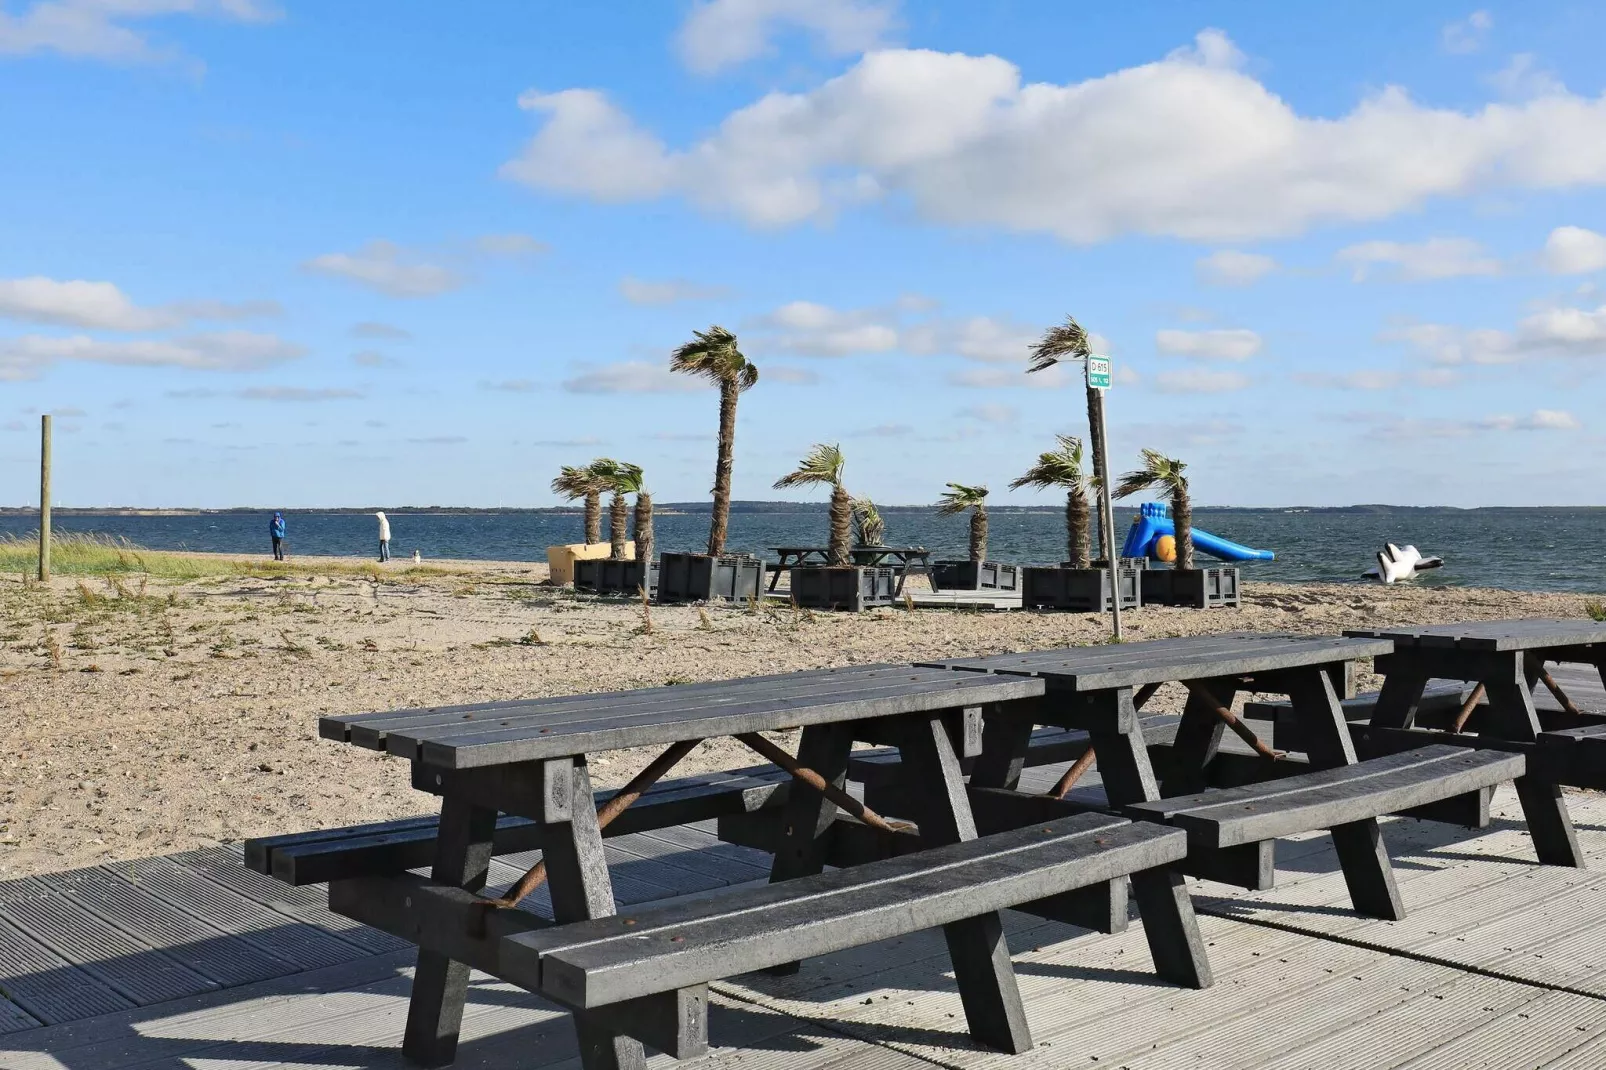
1364,543,1444,584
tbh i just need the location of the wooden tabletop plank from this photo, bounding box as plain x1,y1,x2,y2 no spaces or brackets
328,664,957,749
921,634,1392,691
389,670,1009,751
400,672,1042,769
1347,619,1606,652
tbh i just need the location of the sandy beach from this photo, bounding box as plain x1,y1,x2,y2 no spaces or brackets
2,553,1598,880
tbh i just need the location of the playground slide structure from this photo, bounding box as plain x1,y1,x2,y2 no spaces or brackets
1120,502,1275,563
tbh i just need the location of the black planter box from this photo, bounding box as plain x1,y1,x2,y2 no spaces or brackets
1140,567,1240,608
1021,566,1142,612
929,560,1021,592
573,558,658,595
790,566,896,611
656,552,766,603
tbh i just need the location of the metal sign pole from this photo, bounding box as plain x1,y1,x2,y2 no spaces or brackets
1094,390,1122,641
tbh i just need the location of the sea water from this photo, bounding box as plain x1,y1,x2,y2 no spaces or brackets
1,507,1601,594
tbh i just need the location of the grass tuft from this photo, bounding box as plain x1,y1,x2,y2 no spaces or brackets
1586,600,1606,623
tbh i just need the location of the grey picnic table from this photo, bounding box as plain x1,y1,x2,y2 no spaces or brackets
918,633,1476,921
767,545,938,594
309,662,1205,1069
1347,617,1606,868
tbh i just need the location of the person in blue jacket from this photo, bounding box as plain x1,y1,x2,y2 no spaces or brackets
270,511,287,560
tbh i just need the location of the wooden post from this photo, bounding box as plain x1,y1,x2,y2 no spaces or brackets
38,414,51,582
1090,384,1123,641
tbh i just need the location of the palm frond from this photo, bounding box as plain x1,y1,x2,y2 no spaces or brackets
935,482,988,516
1028,316,1091,374
670,325,758,391
602,461,645,495
852,498,885,546
551,464,605,500
773,443,844,490
1008,435,1087,492
1115,447,1187,500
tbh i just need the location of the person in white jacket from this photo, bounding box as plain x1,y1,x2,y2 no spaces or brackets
376,511,392,562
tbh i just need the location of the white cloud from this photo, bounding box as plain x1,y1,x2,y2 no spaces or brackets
752,300,899,357
1336,237,1502,281
950,364,1071,389
851,422,912,437
1153,368,1251,394
0,0,279,64
237,386,363,402
351,320,411,340
1442,10,1492,54
1489,54,1565,101
903,315,1035,364
764,365,822,385
562,361,706,394
1348,408,1579,439
957,403,1017,424
1543,226,1606,275
351,350,401,368
1196,250,1276,286
480,378,541,392
473,232,547,257
0,276,276,330
503,30,1606,243
303,241,462,298
1387,302,1606,364
675,0,896,75
618,277,729,305
1294,368,1459,391
1155,328,1261,361
0,331,304,380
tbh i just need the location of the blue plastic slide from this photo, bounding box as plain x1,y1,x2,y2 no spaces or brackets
1120,502,1275,563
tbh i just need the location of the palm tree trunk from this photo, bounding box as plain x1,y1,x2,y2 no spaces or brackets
584,491,601,545
633,491,654,571
969,506,987,563
707,380,738,557
1172,486,1194,571
1085,384,1109,562
609,492,628,560
1067,488,1090,569
828,484,852,566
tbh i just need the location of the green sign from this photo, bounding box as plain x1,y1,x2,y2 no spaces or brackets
1086,355,1112,390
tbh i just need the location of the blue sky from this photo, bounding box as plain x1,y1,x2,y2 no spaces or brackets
1,1,1603,509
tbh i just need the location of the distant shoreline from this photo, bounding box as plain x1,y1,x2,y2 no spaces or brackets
1,504,1600,516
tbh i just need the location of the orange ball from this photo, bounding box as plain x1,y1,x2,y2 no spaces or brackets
1154,534,1177,563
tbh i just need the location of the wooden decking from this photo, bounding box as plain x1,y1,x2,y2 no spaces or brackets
5,667,1606,1068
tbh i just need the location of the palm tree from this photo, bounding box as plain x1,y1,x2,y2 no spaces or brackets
607,461,652,571
852,498,885,547
589,459,633,561
551,464,605,545
935,483,989,563
670,326,759,558
1116,449,1192,570
1010,435,1092,569
1028,316,1110,562
773,443,851,566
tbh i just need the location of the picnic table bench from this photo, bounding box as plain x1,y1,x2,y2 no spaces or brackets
917,633,1525,921
1345,617,1606,868
249,663,1212,1069
767,545,937,595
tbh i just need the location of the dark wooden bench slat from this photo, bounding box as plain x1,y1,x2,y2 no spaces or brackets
1242,681,1469,724
246,768,795,886
1127,745,1524,849
507,813,1186,1010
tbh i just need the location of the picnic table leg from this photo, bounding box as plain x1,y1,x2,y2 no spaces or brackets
1158,679,1237,796
1287,669,1405,921
402,796,498,1067
764,722,856,975
899,714,1033,1053
541,758,650,1070
969,711,1034,791
1481,653,1585,868
1083,688,1213,989
1368,667,1432,730
768,555,784,592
